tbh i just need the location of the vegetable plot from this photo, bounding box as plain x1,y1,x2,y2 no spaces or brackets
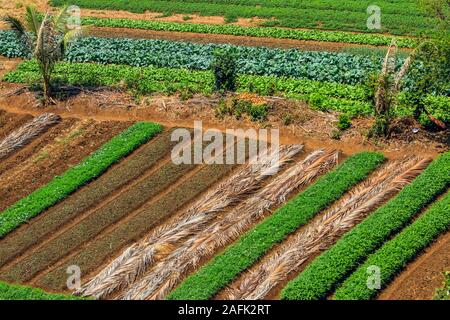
168,151,384,300
79,17,417,48
281,151,450,300
334,191,450,300
0,122,162,238
49,0,437,36
226,157,430,300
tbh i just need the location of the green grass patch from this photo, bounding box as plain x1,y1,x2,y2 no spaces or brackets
0,281,84,300
78,16,417,48
167,152,385,300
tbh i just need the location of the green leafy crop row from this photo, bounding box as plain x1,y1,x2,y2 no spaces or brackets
3,60,373,115
0,282,85,300
50,0,437,36
78,16,418,48
334,191,450,300
281,151,450,300
167,152,385,300
0,30,388,86
6,60,449,124
0,122,162,238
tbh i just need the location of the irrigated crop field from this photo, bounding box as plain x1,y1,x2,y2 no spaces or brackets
0,0,448,303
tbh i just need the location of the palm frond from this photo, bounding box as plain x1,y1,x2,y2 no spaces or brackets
53,5,69,33
3,15,26,35
25,6,42,35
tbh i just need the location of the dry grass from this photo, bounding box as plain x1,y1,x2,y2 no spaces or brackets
0,113,60,159
225,156,431,300
76,144,304,299
116,149,339,300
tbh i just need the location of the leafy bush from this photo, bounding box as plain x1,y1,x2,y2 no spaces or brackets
167,152,385,300
0,282,85,300
211,48,237,92
337,114,351,130
334,191,450,300
281,151,450,300
0,122,162,238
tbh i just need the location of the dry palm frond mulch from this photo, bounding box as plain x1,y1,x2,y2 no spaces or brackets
0,113,61,160
116,149,339,300
76,144,304,299
224,156,431,300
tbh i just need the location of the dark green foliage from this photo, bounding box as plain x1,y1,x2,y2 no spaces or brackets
337,114,351,130
211,48,237,92
334,191,450,300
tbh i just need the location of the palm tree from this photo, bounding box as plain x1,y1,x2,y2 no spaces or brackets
3,6,84,104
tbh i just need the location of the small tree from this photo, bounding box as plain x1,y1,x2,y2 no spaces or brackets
405,0,449,128
210,48,237,93
3,6,84,104
371,40,415,136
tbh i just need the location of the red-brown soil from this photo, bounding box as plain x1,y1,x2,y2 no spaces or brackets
379,230,450,300
0,83,446,161
0,111,131,211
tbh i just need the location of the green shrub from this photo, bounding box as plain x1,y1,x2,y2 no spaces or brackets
337,114,351,130
281,151,450,300
334,191,450,300
211,48,238,92
0,122,162,238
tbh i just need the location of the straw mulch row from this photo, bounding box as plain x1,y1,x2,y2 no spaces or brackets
119,149,339,300
0,113,61,160
78,144,304,299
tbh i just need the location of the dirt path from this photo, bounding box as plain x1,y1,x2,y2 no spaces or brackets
0,84,446,161
379,230,450,300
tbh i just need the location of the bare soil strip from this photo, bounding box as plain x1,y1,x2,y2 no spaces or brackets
0,129,177,270
0,118,77,178
36,162,240,292
378,230,450,300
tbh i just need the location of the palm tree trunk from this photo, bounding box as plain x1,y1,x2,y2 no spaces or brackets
43,73,51,102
